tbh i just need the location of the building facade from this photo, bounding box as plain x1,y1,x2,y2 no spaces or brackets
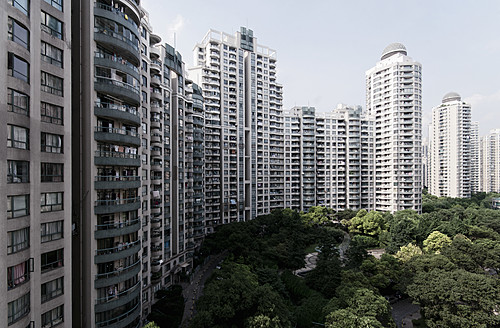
366,43,423,212
283,105,374,213
1,0,72,327
480,129,500,193
429,92,472,198
189,27,284,226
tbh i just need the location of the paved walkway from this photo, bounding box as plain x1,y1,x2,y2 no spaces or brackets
391,298,421,328
180,252,227,327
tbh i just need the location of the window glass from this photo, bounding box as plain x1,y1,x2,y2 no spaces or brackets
7,227,30,254
41,192,63,212
44,0,62,11
41,249,63,272
41,221,63,242
41,71,63,96
7,89,29,116
7,261,30,290
41,41,63,67
7,195,30,218
7,124,29,149
7,160,29,183
8,52,29,83
41,11,63,39
8,17,29,49
8,0,29,16
41,304,64,327
8,292,30,325
41,163,63,182
41,277,63,303
41,132,63,153
41,102,63,125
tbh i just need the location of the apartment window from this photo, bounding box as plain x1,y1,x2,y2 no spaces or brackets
7,89,29,116
41,221,63,243
41,192,63,212
8,0,29,16
7,227,30,254
43,0,63,11
8,292,30,325
7,125,29,150
41,11,62,39
41,249,63,272
41,163,63,182
8,18,29,49
7,195,29,218
41,41,63,68
41,102,63,125
8,52,29,83
8,160,29,183
7,260,31,290
41,132,63,153
41,277,63,303
41,305,63,328
41,71,63,96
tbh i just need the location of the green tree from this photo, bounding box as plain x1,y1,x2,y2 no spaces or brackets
325,309,384,328
407,269,500,328
423,231,452,254
395,243,423,262
348,211,387,237
302,206,334,227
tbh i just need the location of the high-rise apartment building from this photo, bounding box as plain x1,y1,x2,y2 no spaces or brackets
1,0,72,327
480,129,500,193
366,43,423,212
470,121,480,194
283,105,374,212
189,27,284,226
422,138,429,189
70,1,201,326
429,92,472,198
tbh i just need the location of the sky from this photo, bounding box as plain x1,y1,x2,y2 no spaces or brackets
142,0,500,137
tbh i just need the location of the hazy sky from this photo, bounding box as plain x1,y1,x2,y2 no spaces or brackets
142,0,500,136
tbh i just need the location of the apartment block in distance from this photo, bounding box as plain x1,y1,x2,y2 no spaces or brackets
429,92,473,198
189,27,284,227
284,105,374,213
1,0,72,327
366,43,423,212
480,129,500,193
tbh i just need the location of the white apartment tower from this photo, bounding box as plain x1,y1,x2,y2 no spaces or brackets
366,43,423,212
190,27,284,226
284,105,374,212
470,121,480,194
480,129,500,192
429,92,472,198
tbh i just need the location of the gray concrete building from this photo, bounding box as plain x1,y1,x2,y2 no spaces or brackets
1,0,72,327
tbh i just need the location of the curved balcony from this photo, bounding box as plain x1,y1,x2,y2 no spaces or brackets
150,33,162,46
94,3,139,35
95,218,141,239
95,301,140,328
94,102,140,126
94,27,140,64
95,239,141,264
150,74,161,86
95,175,141,190
94,52,140,81
149,46,161,58
150,104,162,114
94,126,141,147
94,150,141,167
95,259,141,288
150,89,162,101
94,77,141,105
150,119,161,129
94,197,141,215
95,282,140,314
150,60,161,73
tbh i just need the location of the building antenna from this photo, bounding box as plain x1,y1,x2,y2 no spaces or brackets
174,32,177,48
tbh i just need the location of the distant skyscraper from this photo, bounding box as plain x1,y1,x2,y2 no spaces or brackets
429,92,472,198
480,129,500,192
470,121,480,194
190,27,284,227
366,43,423,212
